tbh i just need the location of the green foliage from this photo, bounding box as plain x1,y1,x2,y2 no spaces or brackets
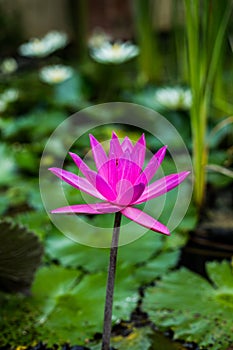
93,327,153,350
54,72,85,107
0,216,181,346
45,229,164,273
0,143,17,186
0,265,138,345
90,326,188,350
1,110,67,142
143,260,233,350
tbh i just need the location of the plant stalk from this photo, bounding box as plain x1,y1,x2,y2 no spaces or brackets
184,0,232,209
133,0,160,83
101,211,122,350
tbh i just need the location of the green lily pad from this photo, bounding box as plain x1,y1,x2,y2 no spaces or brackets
46,230,164,272
31,265,81,322
29,264,139,345
0,265,80,346
134,250,180,284
0,219,43,293
142,260,233,350
90,327,153,350
90,325,188,350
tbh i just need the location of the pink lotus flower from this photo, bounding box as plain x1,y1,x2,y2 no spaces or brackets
49,132,190,235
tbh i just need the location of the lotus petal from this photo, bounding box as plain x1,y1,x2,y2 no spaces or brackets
131,133,146,168
96,173,117,201
89,134,108,173
51,202,122,214
49,167,105,200
121,207,170,235
135,146,167,185
109,132,123,159
121,136,133,153
136,171,190,204
117,182,145,205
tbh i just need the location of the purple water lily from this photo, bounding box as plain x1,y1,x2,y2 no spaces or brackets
49,132,190,235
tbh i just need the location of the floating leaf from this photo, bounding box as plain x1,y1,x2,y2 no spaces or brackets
28,264,138,345
90,326,187,350
91,327,153,350
0,220,43,293
46,230,164,272
143,260,233,350
134,250,180,284
31,265,81,323
111,326,190,350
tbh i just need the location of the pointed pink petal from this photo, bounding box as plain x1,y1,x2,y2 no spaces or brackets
69,152,90,173
96,174,117,201
117,183,145,205
69,163,117,201
89,134,108,174
51,202,122,214
49,167,105,200
121,136,133,153
121,207,170,235
69,152,98,186
131,134,146,169
135,146,167,185
135,171,190,204
109,132,123,159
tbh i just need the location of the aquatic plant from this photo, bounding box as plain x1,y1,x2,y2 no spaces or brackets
49,132,189,350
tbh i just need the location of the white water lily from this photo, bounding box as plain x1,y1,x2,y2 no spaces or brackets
19,30,68,58
0,88,19,113
88,28,112,49
39,65,73,84
90,41,139,64
1,89,19,103
1,58,18,74
155,87,192,110
0,100,7,113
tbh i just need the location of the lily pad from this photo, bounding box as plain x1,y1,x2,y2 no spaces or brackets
0,219,43,293
45,230,164,272
142,260,233,350
29,264,139,345
90,327,153,350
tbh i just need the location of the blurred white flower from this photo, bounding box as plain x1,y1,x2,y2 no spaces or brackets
0,88,19,113
1,88,19,103
39,65,73,84
1,58,18,74
88,28,112,49
90,41,139,64
0,100,7,113
43,31,68,50
19,30,68,58
155,87,192,110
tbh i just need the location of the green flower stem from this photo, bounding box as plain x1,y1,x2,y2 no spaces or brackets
101,211,122,350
